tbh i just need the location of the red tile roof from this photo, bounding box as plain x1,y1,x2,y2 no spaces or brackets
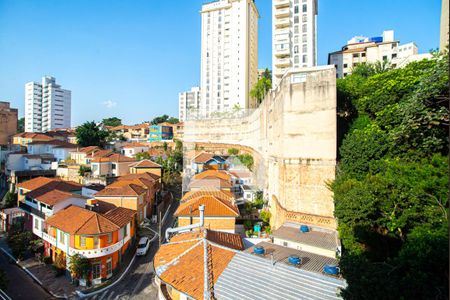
91,153,136,163
94,183,146,197
188,177,232,189
129,160,162,168
26,189,84,206
17,177,82,192
46,206,120,235
103,207,137,227
175,195,239,217
193,152,215,164
121,143,149,149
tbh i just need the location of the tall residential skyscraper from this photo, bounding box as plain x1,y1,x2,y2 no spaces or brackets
179,86,201,121
25,76,71,132
272,0,318,86
200,0,259,118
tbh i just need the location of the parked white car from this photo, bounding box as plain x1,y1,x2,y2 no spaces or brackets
136,237,150,256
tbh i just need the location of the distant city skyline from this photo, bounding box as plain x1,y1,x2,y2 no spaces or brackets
0,0,442,126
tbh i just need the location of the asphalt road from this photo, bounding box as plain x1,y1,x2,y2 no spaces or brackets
0,252,54,300
84,201,179,300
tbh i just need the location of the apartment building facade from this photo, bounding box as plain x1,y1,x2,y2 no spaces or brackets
328,30,432,78
200,0,259,117
0,101,18,145
25,76,71,132
272,0,318,86
178,86,201,121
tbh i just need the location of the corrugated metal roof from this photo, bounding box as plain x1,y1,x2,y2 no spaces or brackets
214,252,346,300
244,242,339,275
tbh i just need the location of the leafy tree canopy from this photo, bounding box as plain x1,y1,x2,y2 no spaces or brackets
102,117,122,127
75,121,109,147
333,55,449,299
150,115,179,125
250,68,272,105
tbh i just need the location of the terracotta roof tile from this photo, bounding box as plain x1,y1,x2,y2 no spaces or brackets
121,143,148,149
175,195,239,217
16,177,55,190
46,206,120,235
129,160,162,168
193,170,231,181
188,177,232,189
26,189,84,206
206,231,244,251
154,230,237,300
193,152,215,164
94,183,146,197
17,177,81,193
119,172,160,181
91,153,136,163
103,207,137,227
181,190,234,203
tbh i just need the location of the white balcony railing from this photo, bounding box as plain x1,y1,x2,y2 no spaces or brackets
42,232,131,258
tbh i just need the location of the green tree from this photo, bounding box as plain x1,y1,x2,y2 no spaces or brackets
17,117,25,133
332,54,449,299
75,121,109,147
7,231,33,260
69,254,91,280
250,68,272,105
78,166,91,176
167,117,179,124
102,117,122,127
237,154,254,171
227,148,239,155
135,152,151,161
2,192,17,209
150,115,169,125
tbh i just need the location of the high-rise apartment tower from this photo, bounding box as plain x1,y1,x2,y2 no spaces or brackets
25,76,71,132
272,0,318,86
200,0,259,118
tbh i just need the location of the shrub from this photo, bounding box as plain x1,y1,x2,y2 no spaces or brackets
243,220,252,230
259,210,271,224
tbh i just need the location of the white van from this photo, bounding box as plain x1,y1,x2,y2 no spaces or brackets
136,237,150,256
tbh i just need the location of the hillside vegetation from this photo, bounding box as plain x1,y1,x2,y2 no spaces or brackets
333,54,449,299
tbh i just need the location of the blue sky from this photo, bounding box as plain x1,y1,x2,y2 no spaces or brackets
0,0,442,125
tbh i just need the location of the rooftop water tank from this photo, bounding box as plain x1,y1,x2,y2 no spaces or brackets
323,264,339,276
288,255,302,265
369,36,383,43
300,225,309,233
254,246,265,255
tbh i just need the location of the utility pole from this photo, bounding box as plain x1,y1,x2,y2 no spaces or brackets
158,210,162,247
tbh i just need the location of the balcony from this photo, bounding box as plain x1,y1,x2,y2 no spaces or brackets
274,68,289,78
274,0,290,8
274,18,290,29
275,57,291,67
275,7,290,18
274,47,290,57
19,201,46,219
42,232,132,259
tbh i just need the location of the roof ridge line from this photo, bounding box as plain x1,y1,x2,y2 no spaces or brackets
161,239,204,270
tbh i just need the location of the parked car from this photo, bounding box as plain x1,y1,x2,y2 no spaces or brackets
136,237,150,256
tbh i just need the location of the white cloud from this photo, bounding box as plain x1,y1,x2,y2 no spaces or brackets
102,100,117,108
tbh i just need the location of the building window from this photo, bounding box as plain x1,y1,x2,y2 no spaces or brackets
106,258,113,277
107,233,112,244
59,231,65,244
294,46,299,54
361,53,366,57
112,164,116,170
294,56,299,64
294,26,299,34
302,14,307,22
302,55,308,63
392,53,397,59
294,6,299,14
302,24,307,32
302,34,307,43
382,55,388,61
302,4,307,12
92,263,101,279
94,236,99,248
294,16,299,24
302,44,307,52
353,53,359,58
80,236,86,247
343,63,348,68
34,218,39,230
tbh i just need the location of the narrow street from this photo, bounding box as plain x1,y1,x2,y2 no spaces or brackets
83,201,179,300
0,251,53,300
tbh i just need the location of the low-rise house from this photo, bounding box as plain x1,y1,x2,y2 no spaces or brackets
241,185,259,202
120,143,149,157
12,132,54,146
27,140,77,162
148,123,174,142
173,122,184,141
154,227,346,300
90,154,136,178
44,205,136,285
94,182,149,223
129,160,162,177
70,146,112,166
191,152,226,174
175,192,239,233
109,124,149,142
6,153,57,176
16,176,82,201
